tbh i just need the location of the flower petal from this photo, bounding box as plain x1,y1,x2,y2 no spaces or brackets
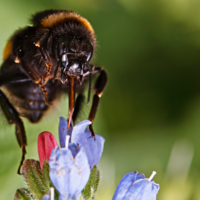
40,194,51,200
71,120,105,169
49,146,90,199
124,179,159,200
68,143,80,158
112,171,159,200
37,132,58,169
59,117,73,147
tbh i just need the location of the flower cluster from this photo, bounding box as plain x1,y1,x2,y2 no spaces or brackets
39,117,105,200
14,117,159,200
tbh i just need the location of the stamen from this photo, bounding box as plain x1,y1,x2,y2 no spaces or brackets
65,135,70,149
148,171,157,181
50,187,54,200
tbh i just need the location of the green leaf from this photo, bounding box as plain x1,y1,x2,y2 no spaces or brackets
42,160,51,191
23,159,47,200
43,160,59,200
81,165,100,200
14,188,32,200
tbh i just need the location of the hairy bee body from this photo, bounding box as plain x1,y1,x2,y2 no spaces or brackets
0,10,107,174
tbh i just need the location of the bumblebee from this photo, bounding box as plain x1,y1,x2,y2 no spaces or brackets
0,10,107,174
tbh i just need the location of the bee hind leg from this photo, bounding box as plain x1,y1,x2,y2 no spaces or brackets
0,89,26,175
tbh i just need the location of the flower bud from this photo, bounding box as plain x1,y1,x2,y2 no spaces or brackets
37,131,58,169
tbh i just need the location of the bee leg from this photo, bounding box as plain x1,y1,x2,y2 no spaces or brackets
35,44,52,84
88,68,107,137
40,47,52,84
35,33,52,83
0,89,26,175
17,58,51,105
72,94,85,124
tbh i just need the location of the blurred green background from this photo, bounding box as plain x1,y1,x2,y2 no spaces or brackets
1,0,200,199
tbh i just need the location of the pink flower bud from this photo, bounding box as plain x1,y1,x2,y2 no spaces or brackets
37,131,58,169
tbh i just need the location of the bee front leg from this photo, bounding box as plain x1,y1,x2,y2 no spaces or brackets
0,89,26,175
35,33,52,83
72,94,85,125
36,45,52,84
88,68,107,137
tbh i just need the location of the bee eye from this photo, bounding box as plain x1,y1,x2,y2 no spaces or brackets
61,54,68,67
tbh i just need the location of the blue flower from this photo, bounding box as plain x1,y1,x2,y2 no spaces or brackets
59,117,105,169
49,145,90,200
59,117,73,147
49,118,105,200
112,171,160,200
40,188,54,200
40,194,50,200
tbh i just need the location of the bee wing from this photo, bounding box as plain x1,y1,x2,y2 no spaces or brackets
0,58,31,87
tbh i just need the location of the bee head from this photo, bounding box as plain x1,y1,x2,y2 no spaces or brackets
56,35,93,83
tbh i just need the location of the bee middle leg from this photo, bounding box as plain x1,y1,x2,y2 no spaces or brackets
18,58,51,105
0,89,26,174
